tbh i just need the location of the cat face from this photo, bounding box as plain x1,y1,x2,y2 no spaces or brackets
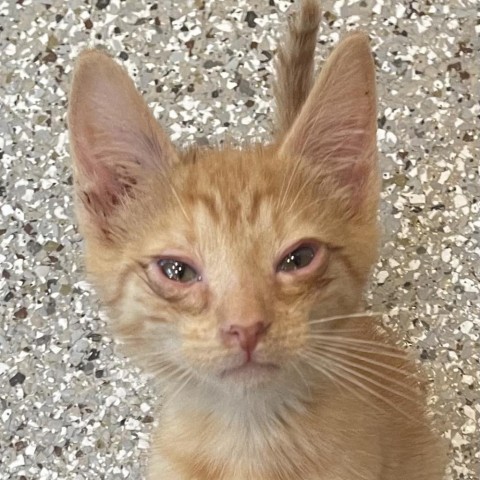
68,34,378,393
94,149,375,390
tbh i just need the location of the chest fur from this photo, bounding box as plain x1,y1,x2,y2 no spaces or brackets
151,398,380,480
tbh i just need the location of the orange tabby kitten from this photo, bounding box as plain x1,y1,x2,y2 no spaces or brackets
68,1,447,479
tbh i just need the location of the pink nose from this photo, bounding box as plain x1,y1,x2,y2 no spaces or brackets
221,322,269,356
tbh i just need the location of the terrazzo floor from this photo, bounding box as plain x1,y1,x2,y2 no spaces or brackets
0,0,478,479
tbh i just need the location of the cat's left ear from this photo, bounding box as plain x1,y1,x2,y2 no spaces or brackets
279,33,378,211
68,50,178,231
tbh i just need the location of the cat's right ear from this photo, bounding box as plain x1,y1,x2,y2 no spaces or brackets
68,50,178,237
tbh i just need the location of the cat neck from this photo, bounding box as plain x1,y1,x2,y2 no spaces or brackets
160,369,323,429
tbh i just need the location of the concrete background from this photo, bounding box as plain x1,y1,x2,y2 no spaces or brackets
0,0,478,478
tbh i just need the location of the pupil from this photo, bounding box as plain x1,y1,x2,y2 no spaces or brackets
170,262,183,279
280,246,315,271
287,253,300,267
293,253,302,266
161,260,185,280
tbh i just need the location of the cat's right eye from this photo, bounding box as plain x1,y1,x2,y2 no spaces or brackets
158,259,200,283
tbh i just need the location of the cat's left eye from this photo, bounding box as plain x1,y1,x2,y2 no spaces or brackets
277,245,317,272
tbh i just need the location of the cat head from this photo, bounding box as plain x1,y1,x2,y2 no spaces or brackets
68,33,379,395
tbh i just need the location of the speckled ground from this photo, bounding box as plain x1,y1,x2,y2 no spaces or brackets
0,0,478,478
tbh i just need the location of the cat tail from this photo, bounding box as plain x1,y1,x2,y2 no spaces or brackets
273,0,321,138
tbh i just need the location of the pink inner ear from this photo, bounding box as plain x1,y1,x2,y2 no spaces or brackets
279,33,378,206
74,128,149,216
69,50,178,221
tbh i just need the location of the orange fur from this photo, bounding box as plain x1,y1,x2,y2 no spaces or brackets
68,1,447,479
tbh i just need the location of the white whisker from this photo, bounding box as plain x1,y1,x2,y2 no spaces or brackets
312,350,420,405
308,343,411,376
169,182,191,222
309,328,364,335
277,153,304,211
309,311,382,325
302,351,421,423
307,335,404,353
297,351,338,388
299,351,384,414
289,358,311,394
165,369,195,405
306,347,419,394
306,340,409,359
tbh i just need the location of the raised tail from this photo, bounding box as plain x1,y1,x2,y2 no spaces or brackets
273,0,321,138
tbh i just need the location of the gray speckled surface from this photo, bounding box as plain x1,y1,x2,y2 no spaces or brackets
0,0,478,478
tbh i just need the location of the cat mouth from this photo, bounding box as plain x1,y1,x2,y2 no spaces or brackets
219,361,279,380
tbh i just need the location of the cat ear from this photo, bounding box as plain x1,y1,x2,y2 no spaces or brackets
68,50,178,231
279,33,378,210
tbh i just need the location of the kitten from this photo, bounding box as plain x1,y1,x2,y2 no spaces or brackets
68,1,447,479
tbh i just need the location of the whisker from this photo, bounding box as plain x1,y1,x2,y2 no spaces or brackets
306,335,405,353
126,350,169,359
286,175,313,215
309,328,364,335
165,369,195,405
158,367,184,384
180,329,364,350
138,359,178,376
288,358,311,394
297,351,341,389
305,340,409,359
149,366,177,381
168,182,191,222
308,311,382,325
310,350,421,405
306,347,419,394
151,364,187,387
299,351,384,414
308,343,412,376
118,332,175,342
277,153,303,212
302,352,421,423
137,355,170,366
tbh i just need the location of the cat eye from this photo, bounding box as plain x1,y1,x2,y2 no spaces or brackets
278,245,317,272
158,259,200,283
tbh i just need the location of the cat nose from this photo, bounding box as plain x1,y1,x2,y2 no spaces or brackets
221,322,269,356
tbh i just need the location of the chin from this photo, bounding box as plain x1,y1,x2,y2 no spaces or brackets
218,362,281,390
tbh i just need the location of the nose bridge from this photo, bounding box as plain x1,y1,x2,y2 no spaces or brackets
217,275,271,356
219,275,267,328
